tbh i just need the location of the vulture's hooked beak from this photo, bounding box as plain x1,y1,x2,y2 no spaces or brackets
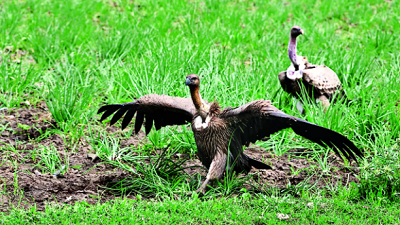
185,77,192,86
300,28,304,35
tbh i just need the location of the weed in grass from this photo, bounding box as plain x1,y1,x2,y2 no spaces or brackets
207,172,254,198
358,148,400,200
87,124,136,162
313,149,334,175
44,60,98,129
147,126,197,156
106,145,199,198
87,122,199,197
0,59,37,108
37,144,68,175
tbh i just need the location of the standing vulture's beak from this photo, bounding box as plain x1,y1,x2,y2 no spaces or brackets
185,77,192,86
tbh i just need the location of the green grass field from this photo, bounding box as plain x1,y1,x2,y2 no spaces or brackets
1,0,400,223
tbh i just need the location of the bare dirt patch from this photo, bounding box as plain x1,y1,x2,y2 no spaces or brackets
245,147,359,189
0,107,138,211
0,107,360,211
0,107,55,145
182,147,360,192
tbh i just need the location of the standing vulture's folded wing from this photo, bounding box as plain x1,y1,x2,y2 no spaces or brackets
302,65,344,98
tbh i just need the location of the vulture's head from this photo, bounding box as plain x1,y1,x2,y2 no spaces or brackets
290,26,304,38
185,74,200,87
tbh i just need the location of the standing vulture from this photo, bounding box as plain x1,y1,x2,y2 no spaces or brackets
98,74,363,194
279,26,346,114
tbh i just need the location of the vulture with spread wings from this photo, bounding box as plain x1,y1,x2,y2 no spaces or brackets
98,74,363,194
279,26,347,114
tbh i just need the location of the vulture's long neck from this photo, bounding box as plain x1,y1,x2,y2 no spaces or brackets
189,85,207,120
288,35,299,70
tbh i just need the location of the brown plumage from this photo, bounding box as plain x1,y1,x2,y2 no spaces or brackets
280,26,346,113
98,74,363,194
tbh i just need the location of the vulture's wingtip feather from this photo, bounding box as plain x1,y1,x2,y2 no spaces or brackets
97,106,107,114
98,105,122,122
98,102,137,122
98,103,125,114
327,131,363,163
134,111,145,134
110,105,131,126
121,107,137,130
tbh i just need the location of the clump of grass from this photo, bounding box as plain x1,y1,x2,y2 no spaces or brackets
0,58,38,108
36,144,69,175
105,145,198,198
44,58,97,129
357,148,400,200
86,124,193,197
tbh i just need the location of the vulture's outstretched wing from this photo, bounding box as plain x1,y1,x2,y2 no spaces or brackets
98,94,196,134
221,100,363,162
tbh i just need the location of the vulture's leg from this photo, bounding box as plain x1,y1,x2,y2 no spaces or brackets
196,152,227,194
319,95,330,112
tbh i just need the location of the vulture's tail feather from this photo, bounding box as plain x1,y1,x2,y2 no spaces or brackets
248,156,272,170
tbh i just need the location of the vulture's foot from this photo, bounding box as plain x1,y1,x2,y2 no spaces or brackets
190,153,227,197
187,181,209,197
196,177,211,195
195,186,207,195
187,189,206,197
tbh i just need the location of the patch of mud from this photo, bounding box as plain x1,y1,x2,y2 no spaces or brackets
0,162,130,212
181,147,360,191
104,125,147,148
0,107,56,146
245,147,360,189
0,106,141,212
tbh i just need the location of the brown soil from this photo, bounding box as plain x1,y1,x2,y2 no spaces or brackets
0,106,360,212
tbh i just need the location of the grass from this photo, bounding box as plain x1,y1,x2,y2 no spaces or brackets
0,0,399,222
2,195,400,224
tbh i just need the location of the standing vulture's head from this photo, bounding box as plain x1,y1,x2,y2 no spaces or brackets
290,26,304,38
185,74,200,87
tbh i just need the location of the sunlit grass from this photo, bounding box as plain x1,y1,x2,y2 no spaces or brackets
2,195,400,224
